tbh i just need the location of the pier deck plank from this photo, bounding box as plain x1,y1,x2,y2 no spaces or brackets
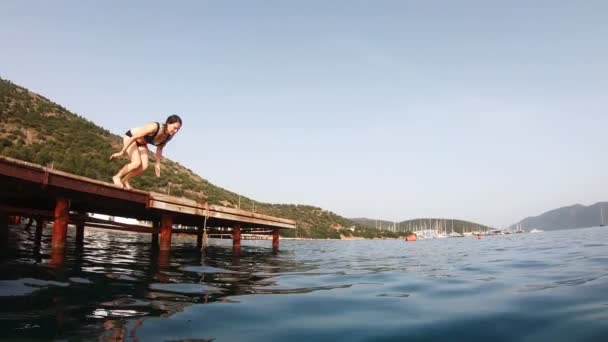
0,155,296,230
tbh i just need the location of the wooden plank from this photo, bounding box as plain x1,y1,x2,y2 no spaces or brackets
0,156,149,202
0,162,44,183
48,173,149,203
149,192,200,207
0,155,149,194
209,211,295,229
148,200,295,229
149,200,206,216
1,156,297,230
207,204,296,225
149,192,296,225
150,193,296,226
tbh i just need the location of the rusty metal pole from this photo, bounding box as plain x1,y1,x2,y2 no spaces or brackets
51,198,70,250
159,214,173,252
232,225,241,252
272,228,280,251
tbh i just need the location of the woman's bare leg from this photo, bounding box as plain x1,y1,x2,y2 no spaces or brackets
112,137,142,188
122,145,149,189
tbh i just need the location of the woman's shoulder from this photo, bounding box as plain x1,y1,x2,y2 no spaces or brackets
141,122,160,132
130,122,159,135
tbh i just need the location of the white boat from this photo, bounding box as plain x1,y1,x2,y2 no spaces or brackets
529,228,544,233
448,231,464,238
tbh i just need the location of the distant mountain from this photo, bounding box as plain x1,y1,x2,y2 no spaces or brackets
512,202,608,231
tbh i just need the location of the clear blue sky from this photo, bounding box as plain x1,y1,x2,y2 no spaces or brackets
2,1,607,227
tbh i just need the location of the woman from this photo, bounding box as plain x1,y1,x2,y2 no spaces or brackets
110,115,182,189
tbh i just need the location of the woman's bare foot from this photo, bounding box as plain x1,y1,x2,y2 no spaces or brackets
112,175,124,188
123,180,133,190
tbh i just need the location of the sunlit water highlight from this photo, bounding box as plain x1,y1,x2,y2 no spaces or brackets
1,225,607,341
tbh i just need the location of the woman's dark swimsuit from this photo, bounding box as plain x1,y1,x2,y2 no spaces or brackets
125,122,173,147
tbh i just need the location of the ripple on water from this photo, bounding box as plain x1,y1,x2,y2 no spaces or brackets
180,265,244,274
0,278,69,296
149,283,224,295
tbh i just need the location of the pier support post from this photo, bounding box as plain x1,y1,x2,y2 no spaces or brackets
203,227,208,248
35,217,44,244
33,217,45,263
50,249,65,268
75,216,85,248
0,212,8,241
159,214,173,252
196,224,203,250
25,217,34,230
51,198,70,250
272,228,280,251
152,220,159,248
158,251,170,269
232,225,241,251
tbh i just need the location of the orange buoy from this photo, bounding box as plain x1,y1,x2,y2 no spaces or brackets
405,233,417,242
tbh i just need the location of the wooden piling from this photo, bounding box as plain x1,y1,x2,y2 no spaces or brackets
25,217,34,230
51,198,70,250
196,224,203,250
75,216,85,247
35,217,44,243
152,220,159,248
232,225,241,250
50,248,65,268
272,228,280,250
159,214,173,251
0,212,8,240
158,251,170,269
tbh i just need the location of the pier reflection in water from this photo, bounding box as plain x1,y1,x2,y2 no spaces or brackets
0,224,300,340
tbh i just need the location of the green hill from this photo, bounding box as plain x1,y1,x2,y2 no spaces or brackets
351,217,494,234
0,77,404,239
398,218,494,233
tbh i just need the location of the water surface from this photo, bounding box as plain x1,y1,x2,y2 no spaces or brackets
1,225,607,341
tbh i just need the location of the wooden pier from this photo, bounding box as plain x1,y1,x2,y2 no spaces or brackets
0,155,296,255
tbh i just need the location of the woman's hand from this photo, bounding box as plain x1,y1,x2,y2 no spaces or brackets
155,163,161,177
109,150,124,160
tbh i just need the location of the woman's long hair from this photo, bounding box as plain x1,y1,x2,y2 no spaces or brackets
165,114,182,125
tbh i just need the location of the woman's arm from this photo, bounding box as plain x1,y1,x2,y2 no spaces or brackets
154,146,163,177
109,123,158,160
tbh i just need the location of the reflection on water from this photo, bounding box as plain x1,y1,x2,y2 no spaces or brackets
1,224,608,341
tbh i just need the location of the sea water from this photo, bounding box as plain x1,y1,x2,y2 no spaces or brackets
1,225,607,341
